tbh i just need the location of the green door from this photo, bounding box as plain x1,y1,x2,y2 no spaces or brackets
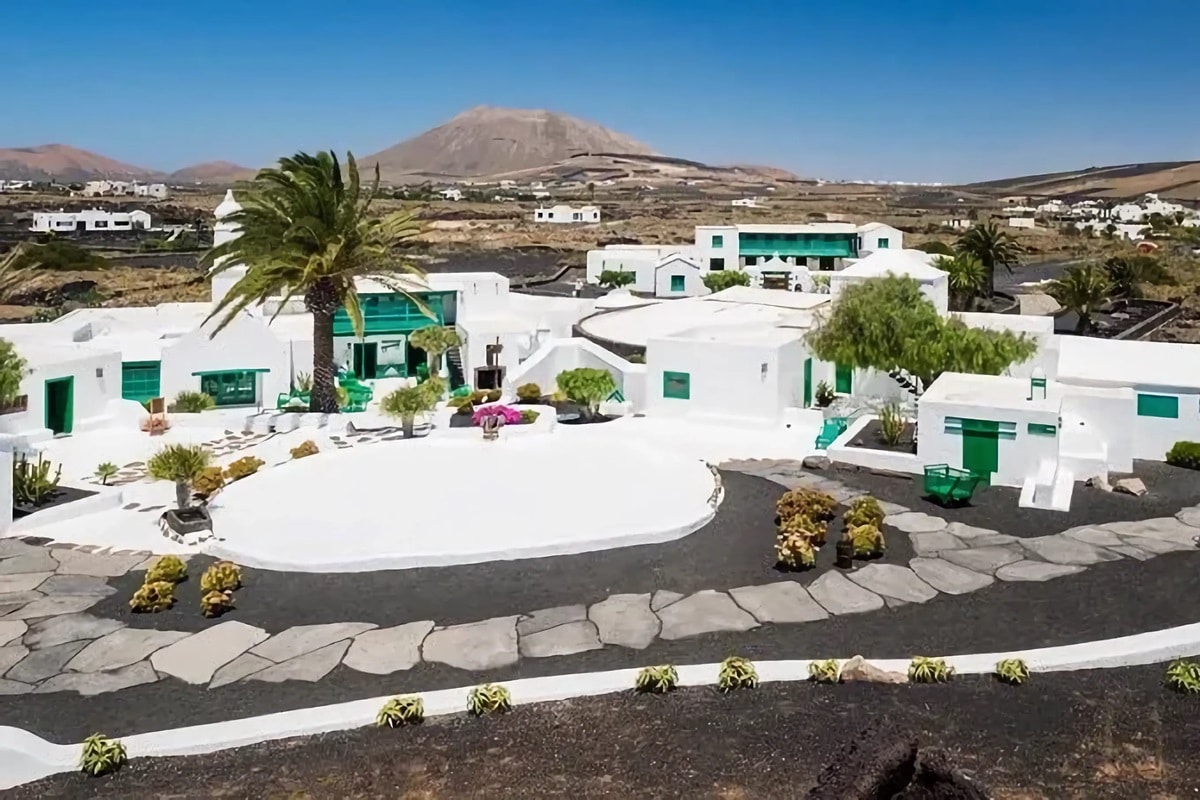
44,377,74,435
961,419,1000,484
352,343,378,380
802,358,813,408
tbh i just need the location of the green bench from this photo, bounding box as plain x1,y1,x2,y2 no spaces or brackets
814,417,848,450
923,464,983,506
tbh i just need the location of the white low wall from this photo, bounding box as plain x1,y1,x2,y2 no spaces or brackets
9,484,124,533
826,415,925,475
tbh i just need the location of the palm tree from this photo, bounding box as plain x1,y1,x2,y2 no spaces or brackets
954,220,1025,296
1046,264,1112,334
147,444,211,509
934,254,987,311
201,151,429,413
408,325,461,377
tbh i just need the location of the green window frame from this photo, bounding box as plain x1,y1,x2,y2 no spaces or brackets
877,237,890,249
711,234,724,248
1137,393,1179,418
663,371,690,400
1027,422,1058,436
709,257,725,271
198,370,259,407
121,361,161,404
669,275,685,292
834,363,853,394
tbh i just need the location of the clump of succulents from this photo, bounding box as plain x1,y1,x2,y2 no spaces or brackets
780,512,828,547
516,382,542,403
995,658,1030,686
808,659,841,684
847,523,886,559
843,496,885,529
776,488,837,523
80,733,127,776
200,561,242,594
225,455,265,480
290,440,319,460
129,580,175,613
635,665,679,694
377,695,425,727
908,657,954,684
191,466,227,500
145,554,187,584
776,532,817,569
1165,659,1200,694
200,590,236,618
94,461,119,486
467,683,512,716
718,655,758,692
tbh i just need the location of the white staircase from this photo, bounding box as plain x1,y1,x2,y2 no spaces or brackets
1019,459,1074,512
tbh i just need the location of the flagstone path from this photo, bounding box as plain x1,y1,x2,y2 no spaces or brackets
2,459,1198,699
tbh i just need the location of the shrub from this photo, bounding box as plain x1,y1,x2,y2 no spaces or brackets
995,658,1030,686
147,444,211,509
635,665,679,694
200,561,242,593
847,523,885,558
145,555,187,584
878,403,907,446
808,659,841,684
1165,659,1200,694
485,389,502,402
94,461,119,486
467,683,512,715
908,657,953,683
377,695,425,727
776,488,837,523
455,401,475,416
191,466,226,499
12,452,62,506
200,590,235,618
225,455,265,480
814,380,836,407
779,512,827,546
290,440,319,460
519,409,540,424
1166,441,1200,471
468,389,490,404
843,496,885,529
446,394,472,408
626,352,645,364
776,532,816,569
718,656,758,692
169,390,215,413
555,367,617,416
516,382,542,403
80,733,127,777
129,580,175,613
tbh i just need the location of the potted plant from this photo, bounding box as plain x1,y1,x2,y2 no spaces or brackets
814,381,835,408
835,529,855,569
146,444,213,539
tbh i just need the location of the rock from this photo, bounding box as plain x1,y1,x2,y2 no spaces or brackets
519,621,603,658
941,546,1023,574
22,613,124,650
516,606,586,637
0,644,28,675
995,560,1086,582
150,622,271,684
50,549,145,577
588,594,659,649
6,640,88,683
1107,544,1155,561
422,617,519,671
968,533,1020,547
650,590,685,612
249,641,349,683
1176,506,1200,529
209,653,272,688
342,621,433,675
1086,475,1112,492
250,622,377,664
909,531,966,556
802,454,831,470
728,582,829,624
1118,535,1191,555
67,628,189,673
1114,477,1147,497
0,620,27,647
3,594,105,620
656,590,758,640
808,572,885,616
883,512,947,533
848,564,938,605
942,522,999,539
0,552,58,576
0,572,52,594
909,557,994,595
0,678,32,695
1103,517,1200,547
37,575,117,597
840,655,907,684
35,661,160,695
1020,535,1123,566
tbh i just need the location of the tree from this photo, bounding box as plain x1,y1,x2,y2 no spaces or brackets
805,276,1037,393
597,270,634,290
555,367,616,419
408,325,461,377
380,379,440,438
147,444,211,509
934,254,986,311
954,220,1025,295
702,270,751,293
1046,264,1112,334
201,151,428,413
915,240,955,256
0,338,28,406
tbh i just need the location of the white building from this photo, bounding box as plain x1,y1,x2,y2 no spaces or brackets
81,180,167,199
533,205,601,224
438,188,464,201
829,249,950,315
1008,217,1037,229
30,209,152,233
856,222,903,253
133,183,169,200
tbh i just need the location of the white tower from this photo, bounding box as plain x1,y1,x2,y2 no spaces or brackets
210,190,253,313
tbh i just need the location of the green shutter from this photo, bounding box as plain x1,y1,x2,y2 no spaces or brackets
835,363,853,394
670,275,685,292
199,371,259,407
663,371,690,400
878,237,889,249
121,361,161,404
1137,393,1179,418
1027,422,1058,436
712,234,723,248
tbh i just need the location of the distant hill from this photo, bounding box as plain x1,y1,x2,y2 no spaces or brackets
169,161,256,184
361,106,658,180
0,144,161,182
476,151,802,187
965,160,1200,201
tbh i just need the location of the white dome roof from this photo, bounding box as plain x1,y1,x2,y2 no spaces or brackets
214,189,241,219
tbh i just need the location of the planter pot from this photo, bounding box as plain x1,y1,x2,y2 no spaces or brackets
161,506,213,546
835,540,854,569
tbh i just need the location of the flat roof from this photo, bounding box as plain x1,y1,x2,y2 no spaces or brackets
703,286,831,311
838,249,947,280
953,312,1055,335
1057,335,1200,390
922,372,1061,413
695,223,859,234
665,324,806,346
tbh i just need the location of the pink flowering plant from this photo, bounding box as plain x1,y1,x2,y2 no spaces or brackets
472,404,524,426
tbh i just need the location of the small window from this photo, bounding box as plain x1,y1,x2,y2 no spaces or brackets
1137,393,1178,418
1027,422,1057,436
712,234,724,248
877,237,890,249
710,257,725,271
835,363,853,394
663,371,690,399
669,275,685,292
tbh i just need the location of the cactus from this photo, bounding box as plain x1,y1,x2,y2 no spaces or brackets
225,455,265,480
200,561,242,593
290,440,319,460
145,555,187,584
129,581,175,613
776,532,816,569
13,452,62,506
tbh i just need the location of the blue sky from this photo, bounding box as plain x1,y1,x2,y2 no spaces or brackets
6,1,1198,182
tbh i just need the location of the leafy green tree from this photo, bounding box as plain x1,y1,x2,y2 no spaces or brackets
597,270,635,289
408,325,461,377
0,338,28,406
934,254,987,311
380,379,440,438
805,276,1037,393
147,444,211,509
1046,264,1112,334
915,240,955,256
954,220,1025,295
555,367,617,418
702,270,751,293
201,151,429,413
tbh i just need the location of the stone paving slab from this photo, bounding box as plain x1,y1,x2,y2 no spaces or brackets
342,621,433,675
50,549,145,577
728,582,829,624
37,575,117,597
6,640,88,684
423,617,519,671
0,572,53,594
209,653,272,688
943,522,1000,539
0,644,27,675
848,564,938,605
0,552,59,575
516,606,586,637
1101,518,1199,546
250,641,350,684
4,594,105,620
995,561,1086,582
650,590,685,612
808,572,885,615
910,531,966,556
1118,535,1191,555
23,613,124,650
1061,526,1125,548
250,622,377,664
0,678,32,695
35,661,160,696
589,594,659,650
909,557,994,595
67,629,189,673
657,590,758,640
1175,507,1200,528
150,622,272,684
1020,535,1123,566
0,539,48,558
519,621,603,658
0,619,26,647
1108,543,1155,561
885,512,948,533
941,546,1023,574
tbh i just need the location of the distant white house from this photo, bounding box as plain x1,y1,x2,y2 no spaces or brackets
731,197,765,208
1008,217,1037,229
438,188,464,201
856,222,903,253
30,209,152,233
82,180,168,199
133,183,169,200
533,205,601,224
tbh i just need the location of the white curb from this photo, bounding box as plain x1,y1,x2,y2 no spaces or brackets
4,621,1199,790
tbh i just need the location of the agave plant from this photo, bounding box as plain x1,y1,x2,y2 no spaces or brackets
376,695,425,727
635,665,679,694
94,461,119,486
718,655,758,692
467,683,512,716
908,656,953,684
1165,659,1200,694
79,733,127,777
808,659,841,684
995,658,1030,686
146,444,211,509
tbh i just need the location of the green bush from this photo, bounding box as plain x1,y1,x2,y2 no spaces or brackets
995,658,1030,686
519,409,540,424
200,561,242,594
129,580,175,613
843,496,885,529
377,695,425,727
446,394,472,408
516,383,542,403
191,466,226,499
19,239,107,271
485,389,502,403
635,665,678,694
717,656,758,692
908,657,953,683
169,390,215,413
79,733,127,777
814,381,836,407
776,488,837,523
878,403,907,446
145,555,187,584
808,659,841,684
1166,441,1200,470
467,683,512,716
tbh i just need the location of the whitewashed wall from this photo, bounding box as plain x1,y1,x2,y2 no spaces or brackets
916,399,1060,488
653,260,706,298
1059,388,1135,473
502,337,643,408
1130,389,1200,460
161,314,289,405
0,348,121,440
